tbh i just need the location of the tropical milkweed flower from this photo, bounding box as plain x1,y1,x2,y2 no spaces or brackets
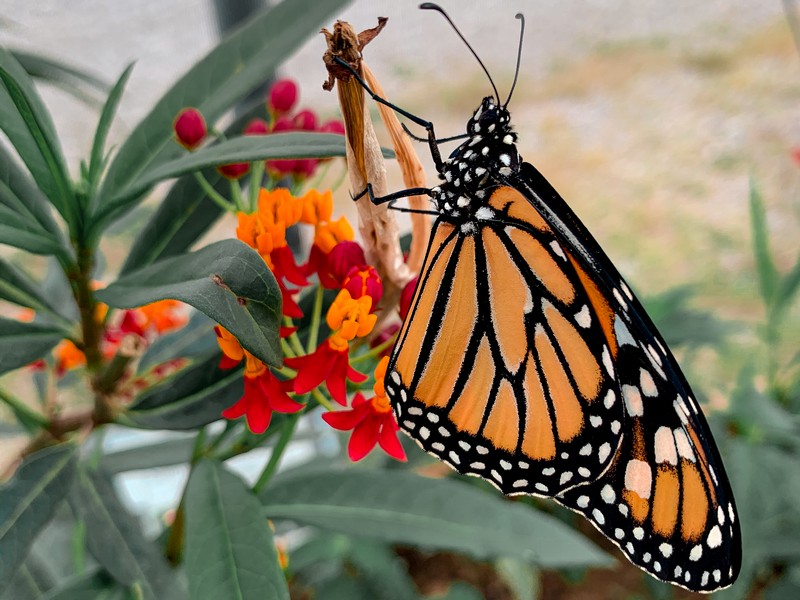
283,289,375,404
215,326,303,433
321,356,406,462
342,265,382,309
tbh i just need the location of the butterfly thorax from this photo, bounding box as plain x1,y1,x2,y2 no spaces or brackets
430,96,520,224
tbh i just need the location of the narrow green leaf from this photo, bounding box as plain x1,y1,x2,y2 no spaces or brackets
0,552,55,600
100,133,353,222
96,239,281,366
0,203,64,256
100,437,194,474
93,0,349,232
749,178,779,307
40,569,126,600
0,256,70,324
0,445,77,590
0,316,64,376
0,143,65,241
10,48,109,102
126,353,243,430
138,310,217,371
185,460,290,600
776,254,800,314
261,469,611,568
0,50,76,227
347,540,420,600
88,64,134,193
68,467,184,600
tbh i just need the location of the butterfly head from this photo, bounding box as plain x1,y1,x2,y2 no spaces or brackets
430,97,520,224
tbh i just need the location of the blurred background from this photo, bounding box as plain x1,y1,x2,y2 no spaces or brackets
2,1,799,598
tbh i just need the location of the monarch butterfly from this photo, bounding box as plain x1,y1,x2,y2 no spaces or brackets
340,3,741,592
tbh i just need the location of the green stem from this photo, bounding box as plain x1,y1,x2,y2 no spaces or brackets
191,427,208,461
206,421,239,455
253,413,300,493
248,161,265,212
192,172,235,212
283,318,306,357
307,284,325,353
230,178,246,212
351,333,397,363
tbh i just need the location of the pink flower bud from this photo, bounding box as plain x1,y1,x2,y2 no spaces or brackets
217,162,250,180
268,79,298,114
319,120,345,135
173,108,206,150
293,109,317,131
244,118,269,135
398,276,418,320
271,116,294,133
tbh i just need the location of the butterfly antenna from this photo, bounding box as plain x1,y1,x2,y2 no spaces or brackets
420,3,500,103
504,13,525,108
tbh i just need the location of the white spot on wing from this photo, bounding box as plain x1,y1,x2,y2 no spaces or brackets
601,484,615,504
614,316,636,347
624,460,652,499
475,206,494,220
659,543,673,557
673,429,696,461
655,427,678,465
640,369,658,397
603,390,616,408
577,495,589,508
690,544,703,561
623,385,644,417
598,442,612,463
707,525,722,548
575,305,591,328
549,240,566,260
592,508,605,525
602,346,615,378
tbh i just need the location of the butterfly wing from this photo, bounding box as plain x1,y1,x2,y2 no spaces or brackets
509,162,741,591
385,187,625,496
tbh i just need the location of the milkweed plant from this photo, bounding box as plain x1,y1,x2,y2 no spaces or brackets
1,2,799,599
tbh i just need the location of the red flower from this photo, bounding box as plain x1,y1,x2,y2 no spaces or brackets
268,79,298,115
292,109,317,131
319,119,345,135
321,357,406,462
174,108,206,150
271,245,308,287
244,118,270,135
284,339,366,405
327,241,367,288
342,265,382,309
222,370,304,434
217,162,250,180
278,280,303,319
399,276,418,320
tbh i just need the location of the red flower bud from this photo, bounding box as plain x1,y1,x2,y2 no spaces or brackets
217,162,250,180
266,117,297,175
271,116,294,133
173,108,206,150
327,241,366,287
268,79,298,115
292,109,317,131
398,276,418,320
343,265,383,310
293,158,318,179
244,118,269,135
319,120,345,135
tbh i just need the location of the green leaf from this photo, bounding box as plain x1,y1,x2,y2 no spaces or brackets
87,64,134,193
93,0,349,232
645,286,732,349
185,460,290,600
0,445,77,590
138,310,216,371
0,143,65,241
10,48,108,105
68,467,184,600
0,316,64,376
0,552,55,600
776,253,800,314
0,49,76,227
100,437,194,474
0,202,64,256
96,239,281,366
496,558,539,600
0,257,71,325
749,178,779,307
261,468,611,567
347,540,420,600
125,353,243,430
100,133,355,221
41,569,127,600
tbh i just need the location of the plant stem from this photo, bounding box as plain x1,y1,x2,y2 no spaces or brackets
351,333,397,363
230,178,246,212
248,161,265,211
307,284,325,353
192,172,235,212
253,413,299,493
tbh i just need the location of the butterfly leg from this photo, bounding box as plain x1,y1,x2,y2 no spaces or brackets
351,183,439,216
332,57,446,171
401,122,468,144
